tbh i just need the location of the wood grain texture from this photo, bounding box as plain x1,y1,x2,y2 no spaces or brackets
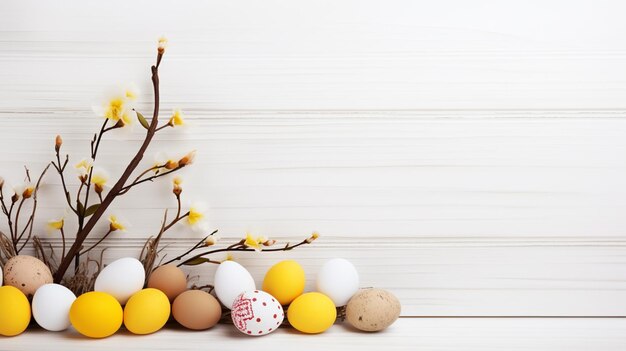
1,0,626,317
3,319,626,351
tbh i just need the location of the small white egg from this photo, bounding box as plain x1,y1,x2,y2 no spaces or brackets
316,258,359,306
214,261,255,309
32,283,76,331
94,257,145,304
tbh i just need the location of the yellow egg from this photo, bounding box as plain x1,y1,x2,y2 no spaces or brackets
70,291,123,338
123,288,170,335
262,260,305,305
0,286,31,336
287,292,336,334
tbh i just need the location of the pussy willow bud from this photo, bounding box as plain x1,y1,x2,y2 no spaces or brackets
79,175,88,184
178,150,196,167
173,185,182,196
22,187,34,199
165,160,179,170
158,37,168,54
262,239,277,247
205,236,217,246
94,184,104,194
55,135,63,152
305,232,320,244
11,193,19,203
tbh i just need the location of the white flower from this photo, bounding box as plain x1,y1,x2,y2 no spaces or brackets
92,85,138,127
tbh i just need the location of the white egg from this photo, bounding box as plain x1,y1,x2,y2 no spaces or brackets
232,290,284,336
94,257,145,304
214,261,255,309
316,258,359,306
32,283,76,331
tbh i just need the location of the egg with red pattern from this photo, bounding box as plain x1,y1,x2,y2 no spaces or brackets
231,290,284,336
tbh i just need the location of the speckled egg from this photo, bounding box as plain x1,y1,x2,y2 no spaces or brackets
231,290,284,336
3,255,53,298
345,288,401,332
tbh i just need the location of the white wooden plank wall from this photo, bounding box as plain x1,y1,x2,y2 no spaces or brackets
1,0,626,317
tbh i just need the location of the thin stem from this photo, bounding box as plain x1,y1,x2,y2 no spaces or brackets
122,164,164,194
60,227,66,259
22,164,49,247
163,211,189,233
91,119,109,159
7,200,15,243
162,229,218,266
83,119,108,219
13,197,26,244
118,167,185,195
172,238,312,267
54,50,164,283
155,124,171,132
0,186,8,216
55,152,77,214
80,229,113,256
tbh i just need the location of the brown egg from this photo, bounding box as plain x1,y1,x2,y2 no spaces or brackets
172,290,222,330
3,255,53,299
345,288,401,332
147,264,188,301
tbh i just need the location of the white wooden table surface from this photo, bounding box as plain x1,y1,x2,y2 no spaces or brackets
1,0,626,349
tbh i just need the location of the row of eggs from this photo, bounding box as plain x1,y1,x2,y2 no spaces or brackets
0,255,400,337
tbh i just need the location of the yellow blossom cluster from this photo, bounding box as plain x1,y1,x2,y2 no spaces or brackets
92,84,138,127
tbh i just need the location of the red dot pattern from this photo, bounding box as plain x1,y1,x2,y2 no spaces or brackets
232,290,285,337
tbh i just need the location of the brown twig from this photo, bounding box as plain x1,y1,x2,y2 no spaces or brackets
17,164,50,252
165,235,314,267
53,50,165,283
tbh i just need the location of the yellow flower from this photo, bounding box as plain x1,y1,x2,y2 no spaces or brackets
47,217,64,231
187,203,206,226
244,233,262,251
90,170,108,187
108,215,126,232
92,85,137,127
104,97,125,121
305,232,320,244
169,109,185,127
120,109,135,127
173,177,183,187
90,169,109,194
124,84,138,100
75,159,92,174
158,36,168,53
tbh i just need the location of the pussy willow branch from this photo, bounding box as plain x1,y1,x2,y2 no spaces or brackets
118,166,186,195
79,228,113,256
159,230,219,267
53,50,164,283
52,151,77,214
164,236,313,267
16,164,50,253
83,118,108,219
0,165,50,254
